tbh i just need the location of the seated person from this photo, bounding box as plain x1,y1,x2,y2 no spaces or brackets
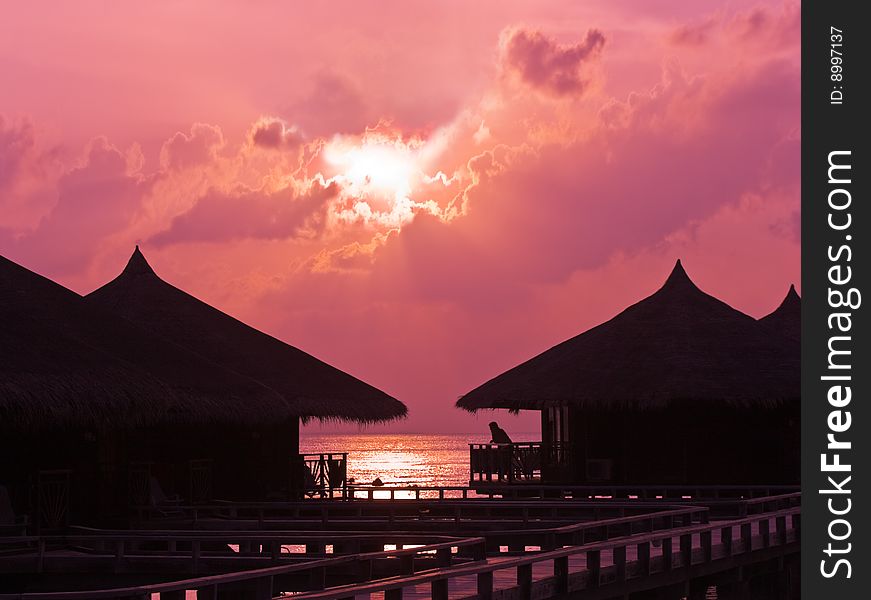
489,421,513,444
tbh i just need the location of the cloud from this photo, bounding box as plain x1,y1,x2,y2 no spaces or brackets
499,27,606,97
249,117,304,150
149,181,338,246
284,71,371,137
6,137,153,276
668,2,800,49
159,123,225,170
0,116,37,189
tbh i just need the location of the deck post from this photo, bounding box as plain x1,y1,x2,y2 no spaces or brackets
637,541,651,576
159,591,185,600
680,533,693,568
614,545,627,583
587,549,601,588
701,530,712,562
517,563,533,599
662,537,673,571
477,570,494,600
721,525,733,556
554,555,569,593
436,547,452,567
760,518,771,547
401,554,415,575
776,515,787,545
432,578,449,600
741,523,753,553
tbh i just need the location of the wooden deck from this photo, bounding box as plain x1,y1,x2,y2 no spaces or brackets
0,493,800,600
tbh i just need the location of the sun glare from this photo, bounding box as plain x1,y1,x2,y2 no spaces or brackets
324,135,419,201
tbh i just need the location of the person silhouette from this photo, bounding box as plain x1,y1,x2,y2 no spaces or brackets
488,421,513,444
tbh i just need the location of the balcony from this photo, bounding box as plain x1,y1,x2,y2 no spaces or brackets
299,452,348,498
469,442,572,485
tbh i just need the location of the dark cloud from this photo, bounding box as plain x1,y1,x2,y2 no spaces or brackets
150,182,338,246
250,118,304,150
500,27,606,97
6,138,153,276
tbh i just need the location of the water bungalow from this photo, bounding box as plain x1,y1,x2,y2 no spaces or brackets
457,261,800,487
1,251,404,530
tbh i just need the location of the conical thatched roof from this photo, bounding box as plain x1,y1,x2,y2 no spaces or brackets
86,248,406,423
1,254,290,432
759,284,800,341
457,260,799,412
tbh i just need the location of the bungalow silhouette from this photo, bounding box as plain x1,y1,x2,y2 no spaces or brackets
1,251,404,528
457,261,799,487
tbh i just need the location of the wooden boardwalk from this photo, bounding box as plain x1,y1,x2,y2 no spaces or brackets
0,494,800,600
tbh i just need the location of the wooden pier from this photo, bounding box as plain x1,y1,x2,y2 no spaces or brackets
0,490,799,599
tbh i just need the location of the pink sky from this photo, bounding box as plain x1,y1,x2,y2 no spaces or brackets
0,1,799,434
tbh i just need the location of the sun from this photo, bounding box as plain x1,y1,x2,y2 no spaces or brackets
324,134,419,201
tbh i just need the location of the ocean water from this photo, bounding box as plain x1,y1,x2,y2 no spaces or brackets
299,432,539,488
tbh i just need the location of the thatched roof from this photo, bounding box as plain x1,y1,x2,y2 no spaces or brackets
456,260,799,413
86,248,406,423
1,254,291,432
759,285,800,341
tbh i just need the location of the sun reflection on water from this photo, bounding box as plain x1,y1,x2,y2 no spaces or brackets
299,432,538,491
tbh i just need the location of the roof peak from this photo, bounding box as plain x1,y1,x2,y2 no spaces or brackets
778,283,801,308
660,258,697,291
122,245,156,277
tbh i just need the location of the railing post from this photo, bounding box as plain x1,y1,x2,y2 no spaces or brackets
760,518,771,548
554,555,569,593
401,553,415,575
614,545,627,583
587,549,601,588
159,591,185,600
437,546,452,567
776,515,788,545
701,530,712,562
385,587,403,600
432,578,449,600
741,523,753,553
637,541,651,576
721,525,733,556
477,571,494,600
518,563,533,599
662,537,673,571
680,533,693,568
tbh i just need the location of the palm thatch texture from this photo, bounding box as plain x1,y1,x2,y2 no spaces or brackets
758,284,800,341
456,260,799,413
0,254,289,432
86,247,406,424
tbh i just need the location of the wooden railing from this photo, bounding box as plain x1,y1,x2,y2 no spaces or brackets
299,453,347,499
469,442,572,484
0,497,799,599
131,498,700,532
290,507,801,600
339,483,799,502
0,535,487,599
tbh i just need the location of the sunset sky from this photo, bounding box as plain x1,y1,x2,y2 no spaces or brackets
0,1,799,433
